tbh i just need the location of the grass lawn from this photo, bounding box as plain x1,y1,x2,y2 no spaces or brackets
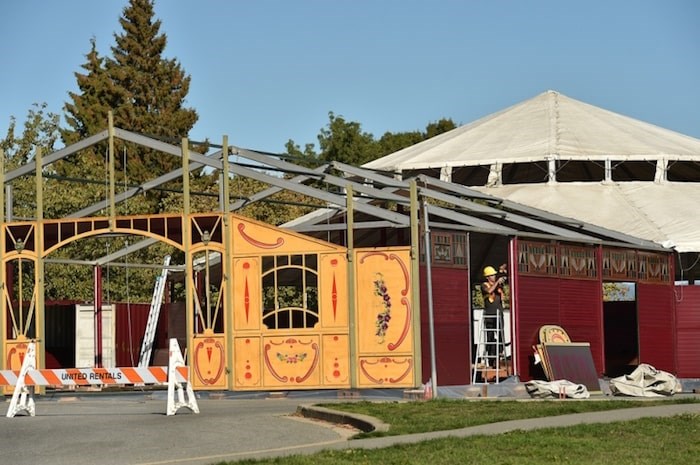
221,398,699,465
322,398,700,437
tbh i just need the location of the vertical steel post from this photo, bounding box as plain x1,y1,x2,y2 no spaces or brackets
221,136,234,390
103,111,115,368
409,180,422,388
421,197,438,396
346,185,356,388
182,138,194,361
508,238,517,378
35,147,45,370
108,112,116,226
467,232,473,379
0,148,4,359
94,265,103,367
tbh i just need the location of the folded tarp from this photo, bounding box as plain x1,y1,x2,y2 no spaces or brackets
524,379,591,399
609,363,682,397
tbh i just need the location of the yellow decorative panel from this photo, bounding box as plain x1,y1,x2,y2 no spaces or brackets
262,335,321,388
319,253,348,328
321,334,350,387
234,336,262,389
354,248,413,354
357,355,414,388
191,333,227,390
233,257,260,330
232,217,339,255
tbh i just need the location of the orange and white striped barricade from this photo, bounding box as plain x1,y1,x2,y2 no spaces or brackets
1,338,199,418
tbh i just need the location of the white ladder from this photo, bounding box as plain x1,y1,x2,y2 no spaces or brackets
472,311,507,384
138,255,171,367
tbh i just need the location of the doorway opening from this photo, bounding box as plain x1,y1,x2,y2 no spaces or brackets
603,282,639,377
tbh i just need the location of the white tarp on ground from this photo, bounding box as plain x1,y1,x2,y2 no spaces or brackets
524,379,591,399
609,364,683,397
475,182,700,253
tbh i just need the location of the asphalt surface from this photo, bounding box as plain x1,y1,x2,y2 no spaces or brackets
1,390,699,465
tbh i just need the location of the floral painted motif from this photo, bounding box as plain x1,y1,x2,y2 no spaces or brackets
373,273,392,343
276,352,307,364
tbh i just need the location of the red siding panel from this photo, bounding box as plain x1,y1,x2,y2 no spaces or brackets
419,266,470,385
559,279,604,375
514,276,605,380
114,302,174,367
114,303,150,367
514,275,560,381
675,285,700,377
638,283,676,373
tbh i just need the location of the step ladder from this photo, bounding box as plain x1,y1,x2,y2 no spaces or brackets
138,255,171,368
472,311,508,384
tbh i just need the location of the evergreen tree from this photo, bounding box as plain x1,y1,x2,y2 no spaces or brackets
62,0,199,211
55,0,206,301
106,0,197,185
63,38,119,145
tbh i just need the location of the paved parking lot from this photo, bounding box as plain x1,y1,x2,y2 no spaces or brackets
3,390,699,465
0,393,351,465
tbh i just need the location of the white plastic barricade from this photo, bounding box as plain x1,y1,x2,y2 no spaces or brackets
0,338,199,418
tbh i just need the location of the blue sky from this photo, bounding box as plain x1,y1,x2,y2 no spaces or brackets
2,0,699,153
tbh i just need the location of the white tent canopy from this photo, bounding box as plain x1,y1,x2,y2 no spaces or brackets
364,90,700,255
364,90,700,171
477,182,699,253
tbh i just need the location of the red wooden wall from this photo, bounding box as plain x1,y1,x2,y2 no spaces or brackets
675,285,700,377
114,302,170,367
419,265,471,385
637,283,676,373
515,275,603,381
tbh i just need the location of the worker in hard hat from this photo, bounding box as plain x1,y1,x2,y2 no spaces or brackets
480,264,508,367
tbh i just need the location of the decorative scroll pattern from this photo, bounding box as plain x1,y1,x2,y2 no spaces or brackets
432,233,452,263
518,241,558,276
520,242,670,284
264,338,319,384
560,245,598,279
237,223,284,249
359,357,413,385
359,251,411,351
419,231,468,267
598,249,671,284
602,248,637,280
452,233,467,266
638,252,670,283
193,337,225,387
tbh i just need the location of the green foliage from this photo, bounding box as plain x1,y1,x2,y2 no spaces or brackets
317,112,381,165
1,103,61,220
603,282,635,302
472,283,510,309
287,112,457,167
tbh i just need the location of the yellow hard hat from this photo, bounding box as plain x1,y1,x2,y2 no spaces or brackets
483,266,497,277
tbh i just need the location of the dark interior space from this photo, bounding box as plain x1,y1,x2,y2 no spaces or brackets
502,161,549,184
556,160,605,182
610,160,655,181
603,300,639,377
44,304,76,369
